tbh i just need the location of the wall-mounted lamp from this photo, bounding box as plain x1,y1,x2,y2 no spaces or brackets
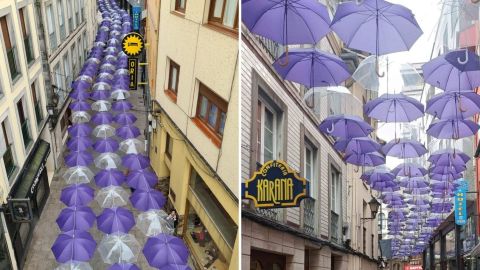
361,197,381,223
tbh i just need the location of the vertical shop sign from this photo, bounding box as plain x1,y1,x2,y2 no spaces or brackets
132,6,141,31
122,32,144,90
454,179,468,226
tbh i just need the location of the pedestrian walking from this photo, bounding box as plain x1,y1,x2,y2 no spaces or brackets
166,209,179,235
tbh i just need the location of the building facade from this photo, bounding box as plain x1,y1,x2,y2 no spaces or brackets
145,1,239,269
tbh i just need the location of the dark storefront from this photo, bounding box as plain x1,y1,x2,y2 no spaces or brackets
2,140,50,270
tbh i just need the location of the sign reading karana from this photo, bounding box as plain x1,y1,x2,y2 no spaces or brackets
242,160,310,208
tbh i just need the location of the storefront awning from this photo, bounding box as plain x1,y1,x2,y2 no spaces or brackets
459,22,479,48
10,140,50,199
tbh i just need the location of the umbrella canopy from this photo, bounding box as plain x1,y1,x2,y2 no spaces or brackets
70,90,91,100
361,168,395,184
143,234,189,268
430,172,463,181
137,210,173,236
272,48,350,88
94,138,120,153
95,169,126,187
330,0,422,55
112,101,133,112
60,184,95,206
51,230,97,263
72,111,91,124
95,186,130,208
319,114,373,139
428,149,470,167
91,90,112,100
65,151,94,167
112,89,130,100
54,262,93,270
93,124,116,138
114,113,137,125
122,154,150,170
97,207,136,234
334,137,381,155
68,124,93,137
93,82,112,91
67,136,93,152
97,233,141,264
62,166,94,184
364,94,424,123
92,100,112,112
130,189,166,211
426,91,480,119
382,139,427,158
94,152,122,169
429,164,466,175
116,125,141,139
370,179,398,192
344,151,385,166
398,177,429,189
119,139,144,154
126,169,157,190
56,206,96,231
108,264,140,270
70,101,91,111
427,119,479,139
242,0,331,45
392,163,427,177
92,112,114,125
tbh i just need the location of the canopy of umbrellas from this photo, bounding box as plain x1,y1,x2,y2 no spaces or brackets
243,0,480,259
50,1,191,269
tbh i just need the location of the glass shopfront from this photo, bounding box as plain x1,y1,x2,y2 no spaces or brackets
434,239,441,269
445,229,456,270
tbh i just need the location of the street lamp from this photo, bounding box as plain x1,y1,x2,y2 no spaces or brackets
46,88,60,129
361,197,381,222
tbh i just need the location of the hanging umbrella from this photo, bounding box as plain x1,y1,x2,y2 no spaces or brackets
63,166,94,184
108,264,140,270
422,49,480,91
92,112,114,125
382,139,427,158
126,169,157,190
364,94,424,123
333,137,381,155
54,262,93,270
272,48,350,88
68,124,93,137
65,151,94,167
112,89,130,100
116,125,141,139
427,119,479,139
130,189,166,211
56,206,96,231
361,168,395,184
143,234,189,268
93,124,116,138
91,90,112,100
112,101,133,112
137,210,174,236
426,91,480,119
70,101,91,111
429,164,466,175
60,184,95,206
97,233,141,264
344,151,385,167
94,153,122,169
391,163,427,177
72,111,92,124
428,149,470,167
92,100,112,112
70,90,91,100
95,186,130,208
93,82,112,91
122,154,150,170
403,187,430,195
98,72,114,80
67,136,93,152
114,113,137,125
379,192,404,203
95,169,126,187
370,179,398,192
430,172,463,181
398,177,428,189
51,230,97,263
94,138,120,153
97,207,136,234
319,114,373,139
242,0,331,46
119,139,144,154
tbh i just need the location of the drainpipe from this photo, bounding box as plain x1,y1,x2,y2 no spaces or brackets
34,0,58,170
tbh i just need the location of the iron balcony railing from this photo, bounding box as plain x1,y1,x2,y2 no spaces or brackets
7,46,20,80
21,119,32,148
303,198,315,235
3,144,16,179
49,32,57,51
255,35,284,60
60,24,66,40
24,35,34,64
254,208,280,222
331,210,340,243
34,103,43,126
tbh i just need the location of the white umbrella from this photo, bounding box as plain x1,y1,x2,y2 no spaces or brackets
75,75,93,83
94,153,122,170
98,72,114,80
115,69,129,76
62,166,94,184
303,86,351,102
92,100,112,112
93,82,111,91
111,90,130,100
93,124,116,138
54,262,93,270
137,210,173,236
97,233,141,264
95,186,130,208
104,47,118,54
71,111,91,124
101,63,116,71
119,139,144,154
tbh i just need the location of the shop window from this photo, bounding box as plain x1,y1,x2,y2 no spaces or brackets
434,239,441,268
446,229,456,267
208,0,238,30
175,0,186,13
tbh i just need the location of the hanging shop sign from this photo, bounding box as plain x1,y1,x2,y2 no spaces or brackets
454,178,468,226
8,199,33,223
242,160,310,208
404,265,422,270
128,58,138,90
132,6,141,31
122,32,144,90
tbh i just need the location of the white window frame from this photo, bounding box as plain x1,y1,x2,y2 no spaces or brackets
258,100,277,164
304,142,317,197
330,166,341,214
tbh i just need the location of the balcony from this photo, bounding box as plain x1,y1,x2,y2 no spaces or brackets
255,35,285,60
21,119,32,148
24,35,34,64
60,24,66,40
6,46,20,80
2,144,16,180
49,32,57,51
331,210,340,243
303,198,315,235
34,103,43,126
254,207,280,222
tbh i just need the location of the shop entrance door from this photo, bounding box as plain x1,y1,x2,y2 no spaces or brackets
250,249,286,270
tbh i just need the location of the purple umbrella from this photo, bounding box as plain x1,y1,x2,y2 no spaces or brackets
319,114,373,139
242,0,331,45
344,151,385,166
72,80,92,92
429,164,466,175
60,184,95,206
95,169,126,187
116,125,141,139
426,91,480,119
431,181,455,191
143,234,189,268
364,94,424,123
70,101,91,111
126,170,157,190
430,172,462,181
112,101,133,111
67,136,93,151
91,90,112,100
51,230,97,263
70,90,91,100
122,154,150,170
379,192,404,203
92,112,114,125
65,151,94,167
114,113,137,125
423,50,480,91
382,139,427,158
392,163,427,177
403,187,430,195
398,177,428,189
428,149,470,167
108,264,141,270
427,119,479,139
68,124,93,137
370,180,398,192
56,206,96,231
361,168,395,183
130,189,166,211
94,138,120,153
334,137,380,155
331,0,422,56
273,48,350,88
97,207,135,234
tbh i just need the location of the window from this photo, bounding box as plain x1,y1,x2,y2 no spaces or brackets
209,0,238,29
330,165,341,242
67,0,73,32
1,118,16,181
19,8,34,64
46,4,57,51
17,98,32,148
75,0,81,24
83,32,87,59
195,83,228,139
71,43,77,75
31,81,43,126
54,64,65,103
256,100,276,163
363,227,366,254
167,60,180,94
80,0,84,21
175,0,186,12
78,37,83,65
57,0,66,39
165,133,173,159
1,15,20,80
63,54,71,90
371,234,374,257
60,108,72,134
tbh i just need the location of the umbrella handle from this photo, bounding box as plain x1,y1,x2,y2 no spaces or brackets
457,49,469,65
279,46,290,66
327,123,335,133
375,57,385,78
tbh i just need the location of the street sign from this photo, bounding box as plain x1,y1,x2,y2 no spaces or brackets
242,160,310,208
455,179,468,226
128,58,138,90
132,6,141,31
122,32,144,57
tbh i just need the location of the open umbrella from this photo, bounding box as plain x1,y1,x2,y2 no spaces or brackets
70,101,91,111
94,153,122,169
137,210,173,236
319,114,373,139
97,233,141,264
97,207,135,234
108,264,140,270
333,137,380,155
143,234,189,268
94,138,120,153
429,164,466,175
122,154,150,170
428,149,470,166
91,90,111,100
51,230,97,263
56,206,96,231
95,186,130,208
112,101,133,112
54,262,93,270
426,91,480,119
427,119,479,139
361,168,395,184
398,177,428,189
92,112,114,125
60,184,95,206
93,124,116,138
130,189,166,211
95,169,126,187
65,151,94,167
70,90,91,100
391,163,427,177
364,94,424,123
114,113,137,125
63,166,94,184
344,151,385,167
92,100,112,112
116,125,141,139
112,89,130,100
93,82,112,91
119,139,144,154
67,136,93,152
72,111,91,124
126,169,157,190
68,124,93,137
382,139,427,158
